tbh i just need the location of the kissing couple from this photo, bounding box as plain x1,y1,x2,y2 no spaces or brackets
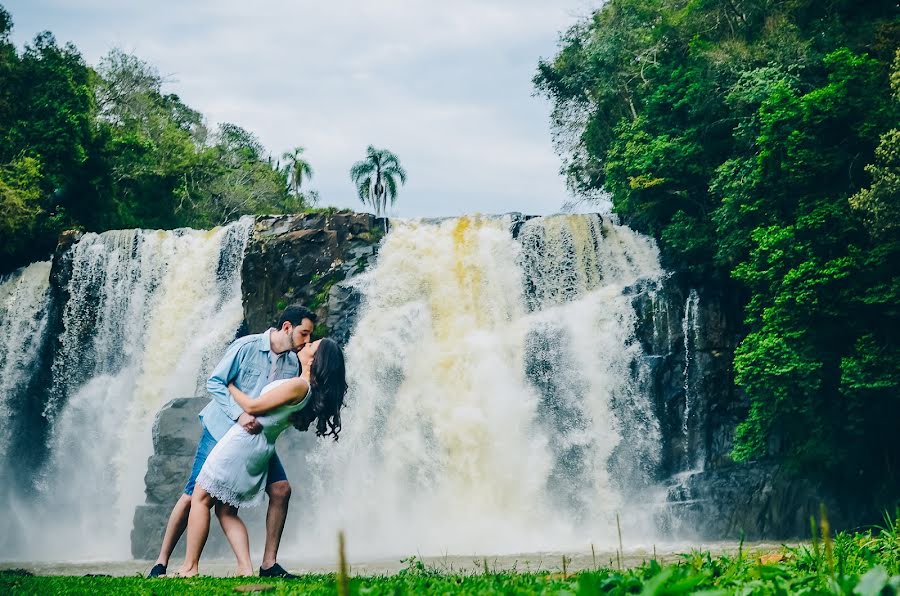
147,304,348,578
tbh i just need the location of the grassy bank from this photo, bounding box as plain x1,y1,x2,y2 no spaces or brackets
3,515,899,595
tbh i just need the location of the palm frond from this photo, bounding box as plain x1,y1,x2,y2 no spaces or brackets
355,176,372,205
350,160,376,181
384,174,398,205
385,163,407,185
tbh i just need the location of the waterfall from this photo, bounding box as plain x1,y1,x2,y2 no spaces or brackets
0,211,673,562
293,214,664,559
0,261,52,466
2,220,251,561
681,289,700,470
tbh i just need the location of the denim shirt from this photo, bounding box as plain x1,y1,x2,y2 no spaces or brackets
199,330,300,440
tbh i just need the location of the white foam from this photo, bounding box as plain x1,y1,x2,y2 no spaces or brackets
290,214,665,560
15,220,251,560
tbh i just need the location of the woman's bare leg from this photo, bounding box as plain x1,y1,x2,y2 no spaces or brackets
177,487,214,577
215,502,254,576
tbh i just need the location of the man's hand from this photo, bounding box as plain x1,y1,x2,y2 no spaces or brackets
238,412,262,435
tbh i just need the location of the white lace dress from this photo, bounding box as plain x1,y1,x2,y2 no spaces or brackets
196,378,310,507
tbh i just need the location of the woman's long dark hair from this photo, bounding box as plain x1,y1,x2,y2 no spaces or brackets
291,338,347,440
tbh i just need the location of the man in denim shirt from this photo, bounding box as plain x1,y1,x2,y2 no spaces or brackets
148,304,315,578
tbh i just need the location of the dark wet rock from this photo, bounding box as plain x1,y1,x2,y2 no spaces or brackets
241,211,383,335
152,398,207,459
325,281,364,346
132,504,178,559
507,212,539,238
659,463,844,540
631,276,748,476
132,396,316,560
630,275,853,539
143,455,195,505
141,398,207,505
132,397,250,559
131,397,205,559
5,231,86,478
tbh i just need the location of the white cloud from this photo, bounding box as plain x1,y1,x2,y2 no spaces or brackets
7,0,599,217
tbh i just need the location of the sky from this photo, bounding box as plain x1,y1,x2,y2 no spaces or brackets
5,0,599,218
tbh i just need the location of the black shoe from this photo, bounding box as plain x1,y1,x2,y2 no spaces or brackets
147,563,167,578
259,563,298,579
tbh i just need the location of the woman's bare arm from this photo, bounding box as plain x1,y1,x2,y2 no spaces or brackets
227,378,309,415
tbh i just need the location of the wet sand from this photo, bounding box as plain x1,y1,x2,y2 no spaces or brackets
1,541,791,577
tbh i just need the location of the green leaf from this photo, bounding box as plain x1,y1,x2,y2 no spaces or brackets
854,566,889,596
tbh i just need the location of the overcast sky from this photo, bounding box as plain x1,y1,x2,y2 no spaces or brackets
6,1,598,218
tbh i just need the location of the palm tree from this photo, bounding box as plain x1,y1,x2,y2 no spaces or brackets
349,146,407,218
281,146,314,195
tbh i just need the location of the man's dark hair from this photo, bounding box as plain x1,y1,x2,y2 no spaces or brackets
276,304,317,329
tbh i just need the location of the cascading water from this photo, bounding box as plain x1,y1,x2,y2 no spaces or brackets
681,289,700,470
1,211,675,563
0,262,52,470
290,214,665,559
1,220,251,561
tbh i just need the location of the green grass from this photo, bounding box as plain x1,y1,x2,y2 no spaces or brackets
4,514,900,595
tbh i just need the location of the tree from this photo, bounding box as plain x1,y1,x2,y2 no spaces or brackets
849,50,900,238
181,123,289,226
281,146,314,196
0,27,99,270
0,156,43,263
536,0,900,495
349,145,406,218
0,10,316,273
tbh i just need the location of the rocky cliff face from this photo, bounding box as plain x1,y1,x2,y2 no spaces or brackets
631,276,749,475
241,212,384,339
631,275,848,539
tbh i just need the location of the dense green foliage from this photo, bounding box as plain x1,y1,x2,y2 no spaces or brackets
0,6,314,273
535,0,900,490
3,515,900,594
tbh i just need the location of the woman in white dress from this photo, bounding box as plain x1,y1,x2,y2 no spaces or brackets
176,338,347,577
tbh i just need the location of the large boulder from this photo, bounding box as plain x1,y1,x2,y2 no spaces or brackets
151,398,208,459
132,397,249,559
131,397,205,559
131,397,317,559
